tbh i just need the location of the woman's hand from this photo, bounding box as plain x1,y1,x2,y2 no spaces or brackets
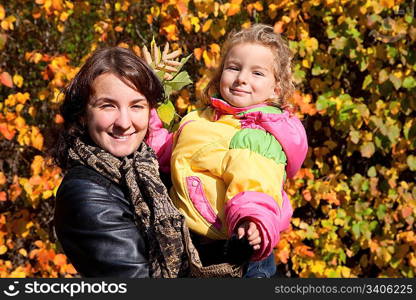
237,220,261,251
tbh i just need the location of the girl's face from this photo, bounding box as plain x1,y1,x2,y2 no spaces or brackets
86,73,150,157
219,43,279,108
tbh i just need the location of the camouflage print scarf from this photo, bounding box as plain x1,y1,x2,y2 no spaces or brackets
68,138,243,278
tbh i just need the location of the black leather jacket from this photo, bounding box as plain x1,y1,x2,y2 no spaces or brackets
54,165,149,277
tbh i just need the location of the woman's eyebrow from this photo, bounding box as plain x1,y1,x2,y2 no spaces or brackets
90,97,147,106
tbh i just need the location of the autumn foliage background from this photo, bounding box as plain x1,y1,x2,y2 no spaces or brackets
0,0,415,278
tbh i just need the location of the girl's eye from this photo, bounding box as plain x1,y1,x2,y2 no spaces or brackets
253,71,264,76
226,65,239,71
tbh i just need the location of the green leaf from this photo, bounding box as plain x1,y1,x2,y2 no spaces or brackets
386,124,401,144
362,74,373,89
360,142,375,158
155,70,165,82
367,166,377,177
389,74,402,90
402,77,416,89
352,222,360,238
369,221,378,232
407,155,416,171
165,71,192,91
350,130,360,144
170,54,193,78
376,204,386,220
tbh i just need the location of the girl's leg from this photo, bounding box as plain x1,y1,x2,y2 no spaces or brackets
243,253,277,278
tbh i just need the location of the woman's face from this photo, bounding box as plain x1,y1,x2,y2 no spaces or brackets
86,73,150,157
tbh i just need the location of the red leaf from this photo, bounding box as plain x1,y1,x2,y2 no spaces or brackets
0,71,13,88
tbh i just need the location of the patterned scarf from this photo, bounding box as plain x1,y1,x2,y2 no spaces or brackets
67,138,243,278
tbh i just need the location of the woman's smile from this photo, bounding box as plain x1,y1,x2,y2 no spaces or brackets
86,73,150,157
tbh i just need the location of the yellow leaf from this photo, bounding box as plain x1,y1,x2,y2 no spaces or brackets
65,1,74,9
57,23,64,32
380,0,394,9
42,190,53,199
190,16,200,32
14,116,26,130
1,15,16,31
16,92,30,104
157,101,175,125
302,58,311,68
210,43,220,54
31,155,44,176
18,248,28,257
13,74,23,88
202,19,212,32
30,126,44,151
0,5,5,20
59,11,68,22
0,245,7,255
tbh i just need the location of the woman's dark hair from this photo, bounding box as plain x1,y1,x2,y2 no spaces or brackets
51,46,164,169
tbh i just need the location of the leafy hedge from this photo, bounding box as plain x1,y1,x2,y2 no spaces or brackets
0,0,415,277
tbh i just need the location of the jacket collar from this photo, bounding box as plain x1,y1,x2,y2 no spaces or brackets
210,97,268,117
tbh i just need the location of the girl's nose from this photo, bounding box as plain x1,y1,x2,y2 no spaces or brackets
235,71,248,84
114,109,132,130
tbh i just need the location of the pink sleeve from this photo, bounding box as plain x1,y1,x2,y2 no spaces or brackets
145,109,174,173
224,190,293,261
240,111,308,178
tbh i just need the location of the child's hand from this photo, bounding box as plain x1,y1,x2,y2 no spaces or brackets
237,220,261,251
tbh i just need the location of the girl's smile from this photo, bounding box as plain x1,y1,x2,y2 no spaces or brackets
219,43,279,108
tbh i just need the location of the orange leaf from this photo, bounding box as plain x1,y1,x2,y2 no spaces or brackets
54,114,64,124
302,189,312,201
193,48,203,61
0,172,6,185
65,264,77,274
52,0,64,10
9,175,22,201
0,122,16,140
0,191,7,201
401,206,413,219
0,71,13,87
54,253,66,266
176,0,188,15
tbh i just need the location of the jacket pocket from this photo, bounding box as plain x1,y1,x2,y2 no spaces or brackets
186,176,222,230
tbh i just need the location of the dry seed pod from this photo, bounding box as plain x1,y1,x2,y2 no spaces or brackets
164,60,181,67
162,42,170,59
164,49,182,60
142,45,152,65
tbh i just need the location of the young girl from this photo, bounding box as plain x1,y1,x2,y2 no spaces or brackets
147,24,308,277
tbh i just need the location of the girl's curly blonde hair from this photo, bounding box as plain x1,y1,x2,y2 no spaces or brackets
202,24,295,109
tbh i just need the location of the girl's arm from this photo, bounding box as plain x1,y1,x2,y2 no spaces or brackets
222,129,291,262
145,109,174,173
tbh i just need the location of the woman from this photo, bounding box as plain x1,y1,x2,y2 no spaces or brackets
52,47,192,278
